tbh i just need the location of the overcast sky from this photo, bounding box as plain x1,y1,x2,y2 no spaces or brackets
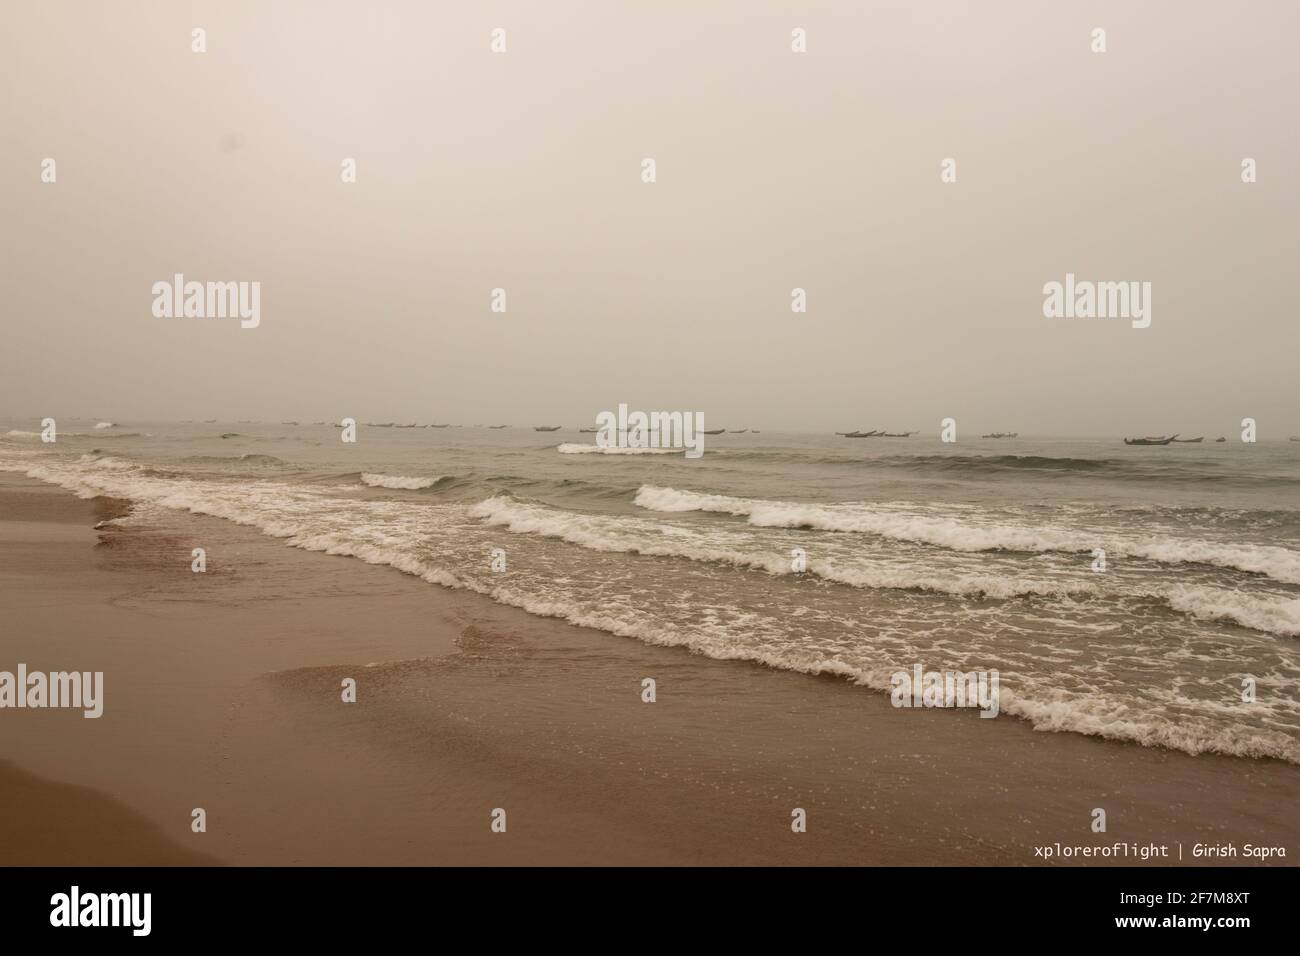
3,1,1297,435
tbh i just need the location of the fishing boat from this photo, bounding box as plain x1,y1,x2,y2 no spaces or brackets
841,429,881,438
981,432,1018,439
534,426,562,432
429,423,450,428
578,427,600,433
703,428,726,435
1171,436,1203,443
1123,434,1178,446
1215,437,1226,442
488,425,508,429
882,431,916,437
732,429,749,434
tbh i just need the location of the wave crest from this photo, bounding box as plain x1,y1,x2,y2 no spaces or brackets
634,486,1300,585
360,473,443,490
558,443,681,455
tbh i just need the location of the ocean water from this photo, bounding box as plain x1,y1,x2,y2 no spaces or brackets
3,420,1298,763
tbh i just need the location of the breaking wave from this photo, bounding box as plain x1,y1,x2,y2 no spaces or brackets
360,473,444,490
472,496,1299,637
558,443,683,455
634,486,1300,586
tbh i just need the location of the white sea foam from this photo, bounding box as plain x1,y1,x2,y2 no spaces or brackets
557,443,680,455
3,430,39,438
77,454,139,471
994,686,1300,762
94,422,116,429
1160,586,1300,638
360,473,441,490
468,497,1300,630
634,485,1300,585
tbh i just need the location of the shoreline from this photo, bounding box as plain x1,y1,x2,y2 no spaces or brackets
1,471,1296,865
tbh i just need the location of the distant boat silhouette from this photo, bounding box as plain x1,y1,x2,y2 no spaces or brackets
882,431,916,438
981,432,1018,439
732,429,748,434
840,430,881,438
703,428,726,435
534,426,562,432
488,424,508,429
429,424,450,428
578,427,600,433
1215,437,1227,442
1124,434,1178,446
1171,436,1203,443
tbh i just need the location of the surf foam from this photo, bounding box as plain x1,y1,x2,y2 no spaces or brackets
361,473,442,490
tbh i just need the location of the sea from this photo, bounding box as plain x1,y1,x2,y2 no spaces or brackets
2,419,1297,764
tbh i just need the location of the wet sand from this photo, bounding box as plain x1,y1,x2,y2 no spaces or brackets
0,760,219,866
0,472,1296,865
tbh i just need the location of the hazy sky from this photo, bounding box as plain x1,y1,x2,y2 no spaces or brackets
3,1,1297,435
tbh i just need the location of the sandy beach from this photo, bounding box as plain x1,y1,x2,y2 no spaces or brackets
1,471,1296,866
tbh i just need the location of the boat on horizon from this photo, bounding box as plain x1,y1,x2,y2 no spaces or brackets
1124,434,1178,446
981,432,1018,439
488,424,508,429
839,429,882,438
534,426,562,432
881,431,916,438
702,428,726,435
731,429,749,434
1215,437,1226,442
1171,436,1204,443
